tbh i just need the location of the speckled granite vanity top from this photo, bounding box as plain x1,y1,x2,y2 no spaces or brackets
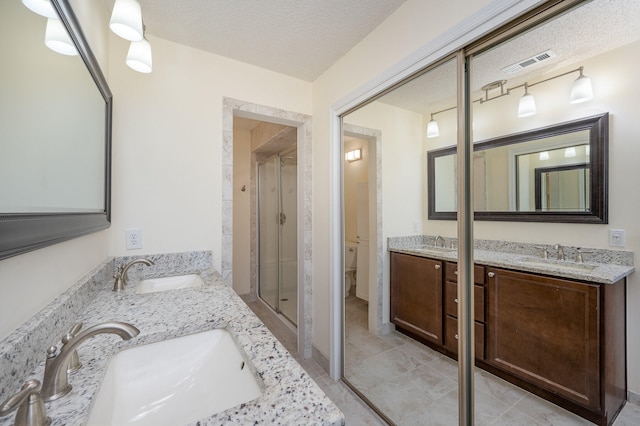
389,236,634,284
0,256,343,426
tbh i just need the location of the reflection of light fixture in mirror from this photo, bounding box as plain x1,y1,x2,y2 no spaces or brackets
126,35,152,73
539,151,549,161
21,0,57,18
426,106,455,139
517,83,537,118
345,149,362,162
45,18,78,56
586,145,590,156
427,117,440,138
110,0,144,41
570,67,593,104
564,147,576,158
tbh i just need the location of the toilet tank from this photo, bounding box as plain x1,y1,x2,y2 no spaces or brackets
345,241,358,269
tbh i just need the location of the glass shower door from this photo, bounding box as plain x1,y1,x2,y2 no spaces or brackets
258,150,298,326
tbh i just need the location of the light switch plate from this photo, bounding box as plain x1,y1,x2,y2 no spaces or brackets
609,229,625,247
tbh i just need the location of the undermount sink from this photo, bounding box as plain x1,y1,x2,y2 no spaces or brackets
519,258,598,273
87,329,262,426
415,246,456,253
135,274,204,294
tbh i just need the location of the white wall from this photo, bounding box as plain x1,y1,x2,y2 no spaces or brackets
106,34,312,271
0,0,110,340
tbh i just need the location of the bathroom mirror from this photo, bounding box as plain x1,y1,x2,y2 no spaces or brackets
0,0,112,259
427,113,608,223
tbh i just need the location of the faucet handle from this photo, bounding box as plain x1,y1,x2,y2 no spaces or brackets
575,248,593,263
61,323,83,373
534,246,549,259
0,379,51,426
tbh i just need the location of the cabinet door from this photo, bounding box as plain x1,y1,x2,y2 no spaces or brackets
390,253,443,345
486,268,600,410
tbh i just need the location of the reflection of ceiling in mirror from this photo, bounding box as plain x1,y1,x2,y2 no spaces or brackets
377,0,640,115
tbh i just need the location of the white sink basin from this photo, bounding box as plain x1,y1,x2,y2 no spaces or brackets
135,274,203,294
87,329,262,426
519,258,597,273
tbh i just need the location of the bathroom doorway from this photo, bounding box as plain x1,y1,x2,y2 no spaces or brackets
258,148,298,326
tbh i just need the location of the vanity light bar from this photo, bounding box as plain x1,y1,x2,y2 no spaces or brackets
426,66,593,137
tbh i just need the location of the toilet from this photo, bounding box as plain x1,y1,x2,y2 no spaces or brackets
345,241,358,297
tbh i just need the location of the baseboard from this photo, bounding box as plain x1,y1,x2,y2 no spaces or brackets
312,345,330,374
628,390,640,405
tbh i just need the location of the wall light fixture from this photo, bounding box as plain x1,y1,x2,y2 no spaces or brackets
345,149,362,162
109,0,143,41
45,17,78,56
426,66,593,137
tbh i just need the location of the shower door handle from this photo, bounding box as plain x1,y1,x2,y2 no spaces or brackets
279,212,287,225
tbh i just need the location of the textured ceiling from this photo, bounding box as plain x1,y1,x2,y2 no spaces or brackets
376,0,640,115
132,0,407,81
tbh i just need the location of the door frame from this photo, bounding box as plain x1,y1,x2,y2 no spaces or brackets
224,97,313,358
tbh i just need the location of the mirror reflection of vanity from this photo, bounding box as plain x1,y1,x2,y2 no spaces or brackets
428,113,608,223
0,0,112,259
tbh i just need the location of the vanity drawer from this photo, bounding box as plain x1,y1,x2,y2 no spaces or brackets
444,281,485,322
446,263,486,285
444,315,485,359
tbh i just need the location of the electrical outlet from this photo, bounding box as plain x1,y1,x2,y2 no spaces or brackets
126,228,142,250
609,229,625,247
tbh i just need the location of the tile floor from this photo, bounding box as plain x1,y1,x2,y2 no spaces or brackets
241,294,640,425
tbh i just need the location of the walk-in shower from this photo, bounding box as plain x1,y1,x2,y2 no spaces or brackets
257,149,298,326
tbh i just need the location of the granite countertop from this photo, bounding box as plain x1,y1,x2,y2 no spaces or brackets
390,245,634,284
0,271,344,426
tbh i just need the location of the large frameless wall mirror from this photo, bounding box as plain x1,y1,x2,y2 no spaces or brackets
0,0,112,259
428,113,608,223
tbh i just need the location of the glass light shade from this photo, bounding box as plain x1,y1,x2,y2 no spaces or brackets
110,0,143,41
126,38,152,73
45,18,78,56
426,119,440,138
517,93,536,118
570,75,593,104
564,147,576,158
539,151,549,161
345,149,362,162
21,0,57,18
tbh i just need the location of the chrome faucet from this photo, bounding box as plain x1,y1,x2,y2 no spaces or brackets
40,321,139,402
113,258,155,291
434,235,446,248
554,244,565,261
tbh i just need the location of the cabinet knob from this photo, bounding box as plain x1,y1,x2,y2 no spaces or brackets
455,334,459,340
488,272,495,278
434,264,441,270
454,270,458,275
454,298,459,304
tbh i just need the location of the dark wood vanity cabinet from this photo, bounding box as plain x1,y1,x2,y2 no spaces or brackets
389,251,627,425
485,267,626,425
443,262,486,359
390,253,443,345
